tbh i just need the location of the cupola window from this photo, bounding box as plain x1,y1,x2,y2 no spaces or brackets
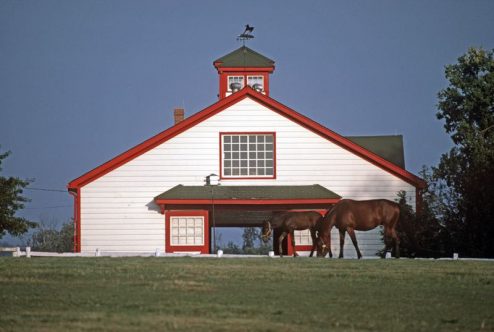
228,76,244,91
247,76,264,91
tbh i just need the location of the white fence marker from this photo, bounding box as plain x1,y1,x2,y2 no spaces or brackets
26,247,31,258
15,247,21,257
95,248,101,257
385,252,392,259
155,248,161,257
268,251,275,258
217,250,223,258
453,253,459,260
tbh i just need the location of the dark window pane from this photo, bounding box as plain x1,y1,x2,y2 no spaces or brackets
258,168,265,175
224,169,231,176
266,152,273,159
232,152,239,159
266,168,273,175
257,136,265,143
249,144,256,151
266,143,273,151
240,144,247,151
232,169,239,175
224,152,231,159
224,144,231,152
258,160,265,167
257,152,264,159
224,160,231,167
232,144,239,151
265,135,273,143
232,160,239,167
257,144,264,151
249,152,256,159
240,168,248,175
241,160,247,167
266,160,273,167
249,160,256,167
249,169,257,175
240,136,247,143
240,152,247,159
224,136,231,143
249,136,256,143
232,136,239,143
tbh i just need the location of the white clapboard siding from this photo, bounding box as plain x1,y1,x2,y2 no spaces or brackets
80,97,417,254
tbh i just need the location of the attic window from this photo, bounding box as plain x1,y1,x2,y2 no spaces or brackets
221,133,275,179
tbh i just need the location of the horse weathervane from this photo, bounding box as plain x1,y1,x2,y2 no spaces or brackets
237,24,254,45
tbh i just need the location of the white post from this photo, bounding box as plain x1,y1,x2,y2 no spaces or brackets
155,248,161,257
385,252,392,259
15,247,21,257
26,247,31,258
217,249,223,258
95,248,101,257
268,251,275,258
453,253,459,260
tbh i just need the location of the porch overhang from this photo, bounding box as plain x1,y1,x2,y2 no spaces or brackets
154,184,341,211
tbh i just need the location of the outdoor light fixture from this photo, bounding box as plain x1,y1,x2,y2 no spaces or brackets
205,173,220,254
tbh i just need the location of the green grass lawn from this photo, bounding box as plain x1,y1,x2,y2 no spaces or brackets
1,257,493,331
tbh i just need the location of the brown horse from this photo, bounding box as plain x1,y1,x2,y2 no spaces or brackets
316,199,400,259
261,211,323,257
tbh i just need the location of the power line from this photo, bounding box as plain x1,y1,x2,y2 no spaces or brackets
25,187,66,193
24,205,72,210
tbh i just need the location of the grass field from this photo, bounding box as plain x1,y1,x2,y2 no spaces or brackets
1,257,493,331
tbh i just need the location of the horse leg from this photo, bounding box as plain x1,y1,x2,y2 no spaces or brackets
347,228,362,259
278,231,287,258
338,229,345,259
391,228,400,258
290,230,299,257
309,229,316,257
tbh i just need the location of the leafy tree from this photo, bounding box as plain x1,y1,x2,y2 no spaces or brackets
242,227,271,255
221,241,242,254
0,149,36,239
28,220,74,252
434,47,494,257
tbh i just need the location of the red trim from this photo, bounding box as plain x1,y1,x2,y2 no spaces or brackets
68,87,425,190
68,189,81,252
219,132,276,180
165,210,209,254
219,71,272,99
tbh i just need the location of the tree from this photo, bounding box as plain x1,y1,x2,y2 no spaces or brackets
434,47,494,257
0,149,36,239
28,220,74,252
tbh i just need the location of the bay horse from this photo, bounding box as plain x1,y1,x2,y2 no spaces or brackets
316,199,400,259
261,211,323,258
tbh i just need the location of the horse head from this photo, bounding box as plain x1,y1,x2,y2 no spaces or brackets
316,236,331,257
261,220,272,243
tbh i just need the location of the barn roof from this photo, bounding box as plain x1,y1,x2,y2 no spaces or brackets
346,135,405,168
155,184,341,202
213,46,275,68
68,87,425,189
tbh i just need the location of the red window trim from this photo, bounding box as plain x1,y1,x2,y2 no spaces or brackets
219,132,277,180
165,210,209,254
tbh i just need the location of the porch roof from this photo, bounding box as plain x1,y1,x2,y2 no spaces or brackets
154,184,340,205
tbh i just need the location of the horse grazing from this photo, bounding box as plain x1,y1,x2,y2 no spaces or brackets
261,211,323,258
316,199,400,259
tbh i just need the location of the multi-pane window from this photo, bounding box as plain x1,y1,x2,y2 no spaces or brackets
228,76,244,91
294,229,312,246
222,133,275,178
170,217,204,246
247,76,264,90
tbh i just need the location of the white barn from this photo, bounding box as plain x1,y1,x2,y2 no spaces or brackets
68,46,424,257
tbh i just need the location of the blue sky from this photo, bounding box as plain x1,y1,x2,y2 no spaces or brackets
1,1,494,244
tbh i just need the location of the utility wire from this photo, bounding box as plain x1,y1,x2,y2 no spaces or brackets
25,187,66,193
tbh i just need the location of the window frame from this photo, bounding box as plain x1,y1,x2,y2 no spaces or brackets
219,132,276,180
227,75,245,91
247,75,264,90
165,210,209,254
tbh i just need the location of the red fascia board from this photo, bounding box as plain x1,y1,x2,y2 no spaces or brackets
248,93,426,188
214,66,275,74
155,198,341,206
67,88,254,189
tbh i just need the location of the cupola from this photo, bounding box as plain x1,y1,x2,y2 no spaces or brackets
213,46,275,99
